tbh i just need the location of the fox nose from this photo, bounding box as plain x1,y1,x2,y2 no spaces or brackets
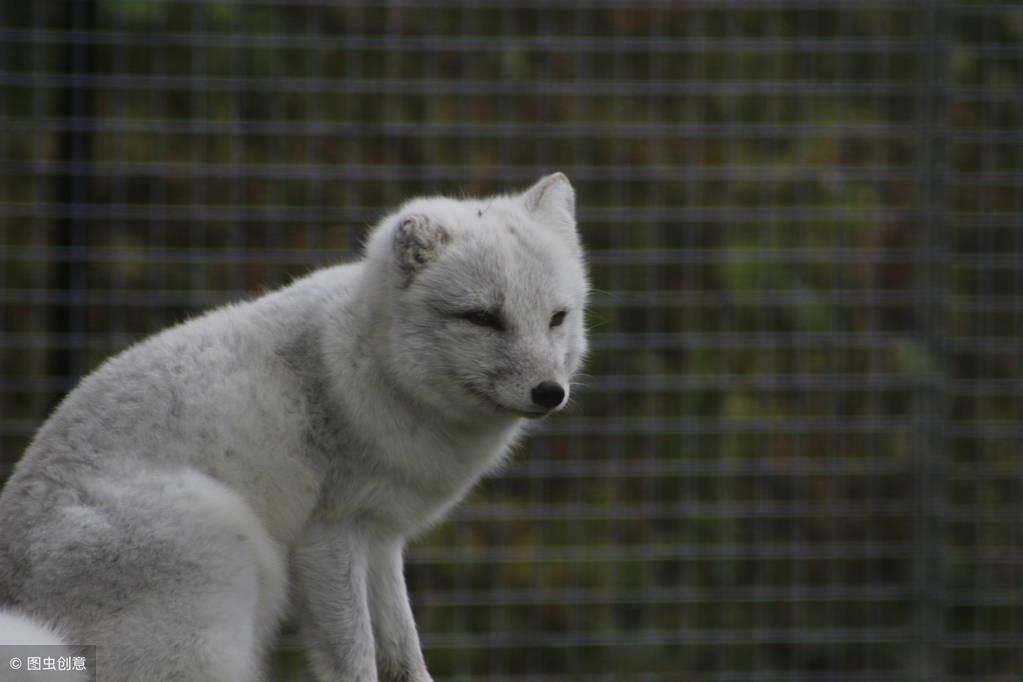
531,381,566,410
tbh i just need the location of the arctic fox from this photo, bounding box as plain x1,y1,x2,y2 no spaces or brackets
0,173,588,681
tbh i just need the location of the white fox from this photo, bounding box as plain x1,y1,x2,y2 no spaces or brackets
0,173,589,681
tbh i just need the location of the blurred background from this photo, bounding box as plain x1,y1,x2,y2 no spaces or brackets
1,1,1022,680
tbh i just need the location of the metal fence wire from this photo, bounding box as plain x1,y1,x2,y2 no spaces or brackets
1,1,1022,680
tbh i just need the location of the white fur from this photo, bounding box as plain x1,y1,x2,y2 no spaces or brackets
0,611,85,681
0,173,588,681
0,610,66,646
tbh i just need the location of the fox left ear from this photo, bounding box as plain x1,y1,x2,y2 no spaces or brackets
522,172,576,233
393,213,449,284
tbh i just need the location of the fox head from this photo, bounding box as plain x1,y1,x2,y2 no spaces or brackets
362,173,589,423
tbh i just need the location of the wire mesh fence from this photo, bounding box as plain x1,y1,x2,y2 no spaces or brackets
1,1,1021,680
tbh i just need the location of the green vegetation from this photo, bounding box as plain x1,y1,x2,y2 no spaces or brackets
1,2,1021,679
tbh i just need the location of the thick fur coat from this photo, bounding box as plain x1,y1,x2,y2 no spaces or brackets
0,173,589,681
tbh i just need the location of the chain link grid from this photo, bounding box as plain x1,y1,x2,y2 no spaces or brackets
0,2,1020,680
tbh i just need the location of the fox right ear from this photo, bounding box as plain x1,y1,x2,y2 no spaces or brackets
521,172,579,247
392,214,449,283
522,172,575,224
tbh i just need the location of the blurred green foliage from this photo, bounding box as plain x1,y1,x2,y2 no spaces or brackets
1,1,1022,680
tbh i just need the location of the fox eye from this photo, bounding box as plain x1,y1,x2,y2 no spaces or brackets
550,310,568,328
460,310,504,331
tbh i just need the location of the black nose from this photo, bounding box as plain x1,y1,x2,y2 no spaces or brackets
531,381,566,410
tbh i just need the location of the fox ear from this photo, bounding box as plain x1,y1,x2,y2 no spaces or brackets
519,174,576,249
522,172,577,236
393,214,449,283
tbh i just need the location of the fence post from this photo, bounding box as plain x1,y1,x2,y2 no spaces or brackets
911,1,948,680
49,0,96,405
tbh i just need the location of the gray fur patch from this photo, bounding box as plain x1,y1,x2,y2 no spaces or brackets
393,214,450,285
